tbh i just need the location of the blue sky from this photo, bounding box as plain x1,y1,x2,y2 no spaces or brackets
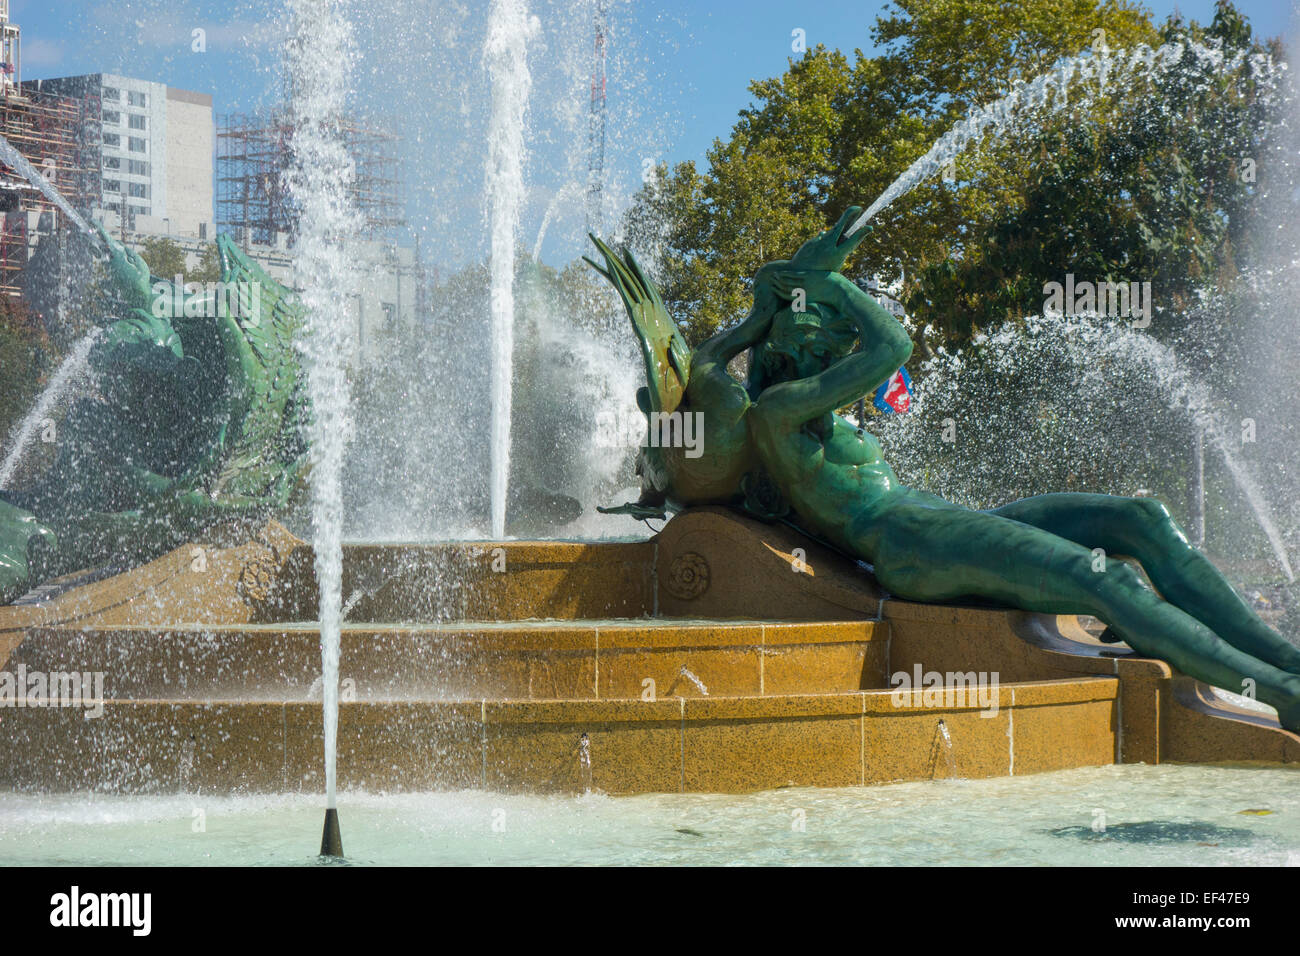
10,0,1294,267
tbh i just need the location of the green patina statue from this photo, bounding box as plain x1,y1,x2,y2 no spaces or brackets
0,223,310,603
588,206,1300,732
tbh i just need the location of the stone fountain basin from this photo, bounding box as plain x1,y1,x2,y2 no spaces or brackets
0,508,1295,795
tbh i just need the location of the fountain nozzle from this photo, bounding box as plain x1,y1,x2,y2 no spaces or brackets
320,808,344,858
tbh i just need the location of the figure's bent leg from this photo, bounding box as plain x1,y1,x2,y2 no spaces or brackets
989,493,1300,675
853,496,1300,729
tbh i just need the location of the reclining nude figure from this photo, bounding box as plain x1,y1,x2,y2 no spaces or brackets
586,206,1300,731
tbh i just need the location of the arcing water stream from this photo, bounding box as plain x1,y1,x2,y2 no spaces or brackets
876,314,1296,582
0,330,98,490
841,36,1293,579
845,38,1278,237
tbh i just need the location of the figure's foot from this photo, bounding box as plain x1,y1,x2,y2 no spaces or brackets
1097,627,1124,644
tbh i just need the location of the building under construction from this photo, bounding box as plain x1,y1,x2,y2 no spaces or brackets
216,110,406,247
0,0,95,299
217,109,425,367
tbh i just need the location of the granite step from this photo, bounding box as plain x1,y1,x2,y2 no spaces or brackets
0,677,1119,794
8,618,885,700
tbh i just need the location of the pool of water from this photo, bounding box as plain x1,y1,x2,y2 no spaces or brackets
2,763,1298,866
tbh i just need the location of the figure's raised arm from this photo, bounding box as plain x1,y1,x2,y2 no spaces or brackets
756,268,913,428
698,205,874,370
691,263,785,367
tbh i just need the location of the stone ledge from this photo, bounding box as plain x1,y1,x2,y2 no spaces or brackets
0,678,1119,794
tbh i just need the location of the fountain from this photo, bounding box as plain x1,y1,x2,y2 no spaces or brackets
3,2,1300,872
484,0,539,540
830,35,1297,591
282,0,360,857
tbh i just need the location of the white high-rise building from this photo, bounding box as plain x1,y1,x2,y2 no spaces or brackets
25,72,214,240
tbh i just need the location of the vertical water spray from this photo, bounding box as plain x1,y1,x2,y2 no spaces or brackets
282,0,358,858
484,0,538,539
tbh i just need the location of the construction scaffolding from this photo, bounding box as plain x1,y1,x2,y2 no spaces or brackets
0,83,95,296
217,110,405,248
586,0,609,234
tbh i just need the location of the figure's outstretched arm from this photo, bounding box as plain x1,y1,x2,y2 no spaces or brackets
756,269,912,428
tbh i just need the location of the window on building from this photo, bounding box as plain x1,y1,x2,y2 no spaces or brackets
128,182,149,199
129,205,149,218
104,201,120,213
128,137,146,153
127,91,147,107
102,133,120,147
128,114,146,130
102,110,120,124
104,179,120,193
102,87,120,102
382,302,397,332
126,160,149,176
103,156,120,170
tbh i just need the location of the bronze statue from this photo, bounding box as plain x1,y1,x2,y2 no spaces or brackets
588,206,1300,731
0,224,310,604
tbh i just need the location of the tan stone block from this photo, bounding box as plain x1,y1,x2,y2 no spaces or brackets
761,643,875,695
1163,678,1300,765
654,507,882,620
284,700,483,793
483,699,682,794
597,646,761,699
864,707,1010,783
1011,699,1116,774
683,694,864,791
96,701,286,793
0,702,103,790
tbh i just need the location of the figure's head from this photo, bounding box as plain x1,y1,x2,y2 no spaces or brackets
757,301,859,385
790,205,869,272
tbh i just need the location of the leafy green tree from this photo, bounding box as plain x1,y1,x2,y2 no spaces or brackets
138,237,188,280
137,237,224,286
910,2,1284,345
872,0,1154,117
622,0,1284,359
188,242,223,285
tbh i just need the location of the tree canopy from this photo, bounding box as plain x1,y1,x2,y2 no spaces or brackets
627,0,1285,355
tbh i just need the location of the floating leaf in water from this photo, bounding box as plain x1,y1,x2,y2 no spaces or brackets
1238,808,1274,815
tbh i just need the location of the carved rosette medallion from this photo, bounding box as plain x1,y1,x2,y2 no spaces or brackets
665,550,710,601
